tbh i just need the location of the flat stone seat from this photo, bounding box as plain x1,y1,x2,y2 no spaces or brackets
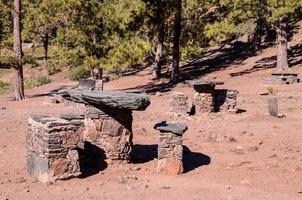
59,89,150,111
59,113,85,121
186,79,224,87
186,79,224,93
30,115,84,128
154,121,188,135
272,72,299,76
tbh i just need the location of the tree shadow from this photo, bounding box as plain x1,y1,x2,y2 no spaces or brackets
77,142,108,178
130,144,211,173
229,43,302,77
121,42,271,94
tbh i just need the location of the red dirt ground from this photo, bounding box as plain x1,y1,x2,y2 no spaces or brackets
0,34,302,199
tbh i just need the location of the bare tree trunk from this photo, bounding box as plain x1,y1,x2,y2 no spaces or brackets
170,0,182,83
276,16,289,72
43,33,49,68
153,1,165,79
12,0,25,101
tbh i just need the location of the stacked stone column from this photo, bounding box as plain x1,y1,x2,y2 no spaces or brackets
168,92,189,116
155,122,187,175
193,84,216,114
83,106,133,164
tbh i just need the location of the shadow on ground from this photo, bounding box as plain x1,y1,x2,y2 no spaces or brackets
229,43,302,77
131,144,211,173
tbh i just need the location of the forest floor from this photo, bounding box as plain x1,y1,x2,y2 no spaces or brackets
0,31,302,199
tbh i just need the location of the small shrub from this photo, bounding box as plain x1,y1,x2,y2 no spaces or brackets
267,87,275,95
47,48,86,75
100,37,151,73
46,60,62,75
181,45,205,60
68,66,90,81
0,80,10,94
0,56,19,68
23,54,39,68
25,75,52,89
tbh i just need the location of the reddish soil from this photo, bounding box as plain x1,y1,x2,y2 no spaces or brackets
0,35,302,199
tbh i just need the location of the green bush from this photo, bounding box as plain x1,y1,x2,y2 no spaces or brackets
25,75,52,89
0,56,19,68
23,54,39,68
0,80,10,94
47,48,86,75
68,66,91,81
181,45,205,60
100,37,151,73
0,80,9,88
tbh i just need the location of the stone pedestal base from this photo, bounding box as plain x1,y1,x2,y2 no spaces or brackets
84,106,133,163
215,89,239,113
27,116,83,183
157,132,184,175
193,92,214,114
168,92,188,116
95,80,104,91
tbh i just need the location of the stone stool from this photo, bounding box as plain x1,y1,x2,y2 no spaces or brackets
27,115,84,183
154,121,188,175
186,80,224,114
168,92,189,116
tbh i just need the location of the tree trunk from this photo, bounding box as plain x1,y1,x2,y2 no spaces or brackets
43,33,49,68
170,0,182,83
153,1,165,79
12,0,25,101
276,16,289,72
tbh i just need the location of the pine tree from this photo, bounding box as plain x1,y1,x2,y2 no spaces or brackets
12,0,25,100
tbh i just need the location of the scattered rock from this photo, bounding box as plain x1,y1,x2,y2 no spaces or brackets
126,175,138,181
227,136,237,143
117,176,127,184
23,189,30,193
247,146,258,152
15,177,26,184
130,166,141,171
156,92,163,97
160,186,171,190
231,146,244,154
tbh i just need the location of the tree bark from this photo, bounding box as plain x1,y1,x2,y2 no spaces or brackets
276,16,289,72
12,0,25,101
170,0,182,83
153,1,165,79
43,33,49,68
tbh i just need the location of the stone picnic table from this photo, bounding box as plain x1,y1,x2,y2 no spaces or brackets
186,79,224,114
27,89,151,183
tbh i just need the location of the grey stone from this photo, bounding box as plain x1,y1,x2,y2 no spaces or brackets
268,97,278,117
59,89,151,111
186,79,224,93
60,113,85,121
78,79,96,90
154,121,188,135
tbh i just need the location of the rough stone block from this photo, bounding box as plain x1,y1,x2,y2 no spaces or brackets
168,92,188,116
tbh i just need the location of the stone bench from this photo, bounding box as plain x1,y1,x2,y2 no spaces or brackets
154,121,187,175
27,115,84,183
